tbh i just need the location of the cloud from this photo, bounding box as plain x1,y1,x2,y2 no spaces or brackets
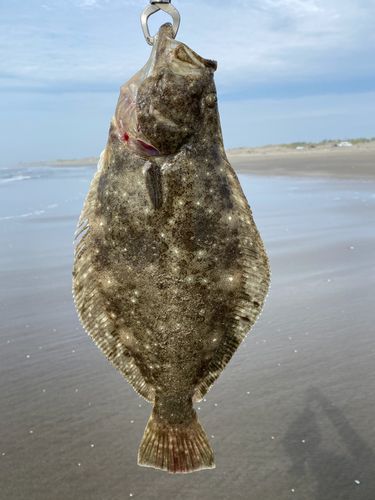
75,0,99,7
1,0,373,163
264,0,322,14
0,0,374,98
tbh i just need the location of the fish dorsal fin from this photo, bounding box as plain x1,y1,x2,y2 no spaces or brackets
193,158,271,402
73,154,155,403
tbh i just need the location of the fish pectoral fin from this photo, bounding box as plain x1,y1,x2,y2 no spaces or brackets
144,161,163,210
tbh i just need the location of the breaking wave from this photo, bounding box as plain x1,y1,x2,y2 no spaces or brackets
0,175,31,184
0,210,46,221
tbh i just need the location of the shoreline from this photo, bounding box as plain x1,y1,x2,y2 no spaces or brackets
6,141,375,179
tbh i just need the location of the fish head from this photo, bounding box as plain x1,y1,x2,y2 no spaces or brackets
115,24,218,156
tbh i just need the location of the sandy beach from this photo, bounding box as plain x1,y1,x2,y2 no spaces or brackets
15,140,375,179
1,150,374,499
227,141,375,179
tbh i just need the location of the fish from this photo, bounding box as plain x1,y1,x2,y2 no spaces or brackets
73,23,270,474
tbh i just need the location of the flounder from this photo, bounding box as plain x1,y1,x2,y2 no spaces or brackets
73,23,270,474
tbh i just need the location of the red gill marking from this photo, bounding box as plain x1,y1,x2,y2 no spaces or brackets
137,139,159,154
123,131,129,141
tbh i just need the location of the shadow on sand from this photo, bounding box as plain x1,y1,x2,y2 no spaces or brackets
283,387,375,500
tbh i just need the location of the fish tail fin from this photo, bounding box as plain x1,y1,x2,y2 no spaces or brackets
138,405,215,473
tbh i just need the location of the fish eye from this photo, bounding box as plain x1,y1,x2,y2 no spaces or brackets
205,93,217,107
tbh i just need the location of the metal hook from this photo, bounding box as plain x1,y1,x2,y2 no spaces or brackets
141,0,181,46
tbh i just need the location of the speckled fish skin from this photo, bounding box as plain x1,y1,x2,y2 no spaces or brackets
73,23,270,474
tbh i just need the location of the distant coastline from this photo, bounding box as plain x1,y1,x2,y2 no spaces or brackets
8,138,375,179
12,138,375,168
226,139,375,179
15,157,99,167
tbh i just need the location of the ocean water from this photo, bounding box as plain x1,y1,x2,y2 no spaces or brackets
0,165,95,272
1,165,375,500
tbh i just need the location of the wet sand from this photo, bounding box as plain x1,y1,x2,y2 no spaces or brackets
1,158,374,499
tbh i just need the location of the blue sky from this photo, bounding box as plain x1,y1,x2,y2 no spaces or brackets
1,0,374,164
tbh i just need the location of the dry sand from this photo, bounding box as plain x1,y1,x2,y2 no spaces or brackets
227,141,375,179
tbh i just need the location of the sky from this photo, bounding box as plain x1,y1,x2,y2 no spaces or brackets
1,0,375,164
